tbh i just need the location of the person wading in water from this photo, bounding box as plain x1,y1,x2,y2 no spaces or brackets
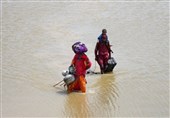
95,31,112,74
67,42,91,93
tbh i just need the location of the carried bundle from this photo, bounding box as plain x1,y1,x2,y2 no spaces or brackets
72,42,87,54
104,57,117,73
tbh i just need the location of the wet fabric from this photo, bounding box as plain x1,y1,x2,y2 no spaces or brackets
95,41,111,73
67,53,91,93
67,75,87,93
71,53,91,77
97,53,109,71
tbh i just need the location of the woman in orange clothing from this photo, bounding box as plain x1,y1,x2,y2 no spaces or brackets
67,42,91,93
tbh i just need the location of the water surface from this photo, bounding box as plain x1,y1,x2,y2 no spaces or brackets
2,1,169,117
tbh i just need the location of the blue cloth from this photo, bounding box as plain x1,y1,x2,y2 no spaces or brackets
98,34,109,42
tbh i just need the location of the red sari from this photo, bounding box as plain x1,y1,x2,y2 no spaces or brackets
95,41,111,73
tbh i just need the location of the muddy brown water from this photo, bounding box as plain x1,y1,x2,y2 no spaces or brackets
2,1,169,117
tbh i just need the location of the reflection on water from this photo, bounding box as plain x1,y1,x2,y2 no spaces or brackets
2,2,169,117
64,93,92,117
63,73,119,117
90,73,119,117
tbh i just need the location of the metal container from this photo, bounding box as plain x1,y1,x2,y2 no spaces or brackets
63,74,75,85
62,70,69,76
68,65,76,74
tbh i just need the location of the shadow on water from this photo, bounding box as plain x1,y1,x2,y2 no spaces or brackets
56,89,67,95
54,86,68,95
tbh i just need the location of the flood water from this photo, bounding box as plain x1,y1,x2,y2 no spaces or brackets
1,1,169,117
